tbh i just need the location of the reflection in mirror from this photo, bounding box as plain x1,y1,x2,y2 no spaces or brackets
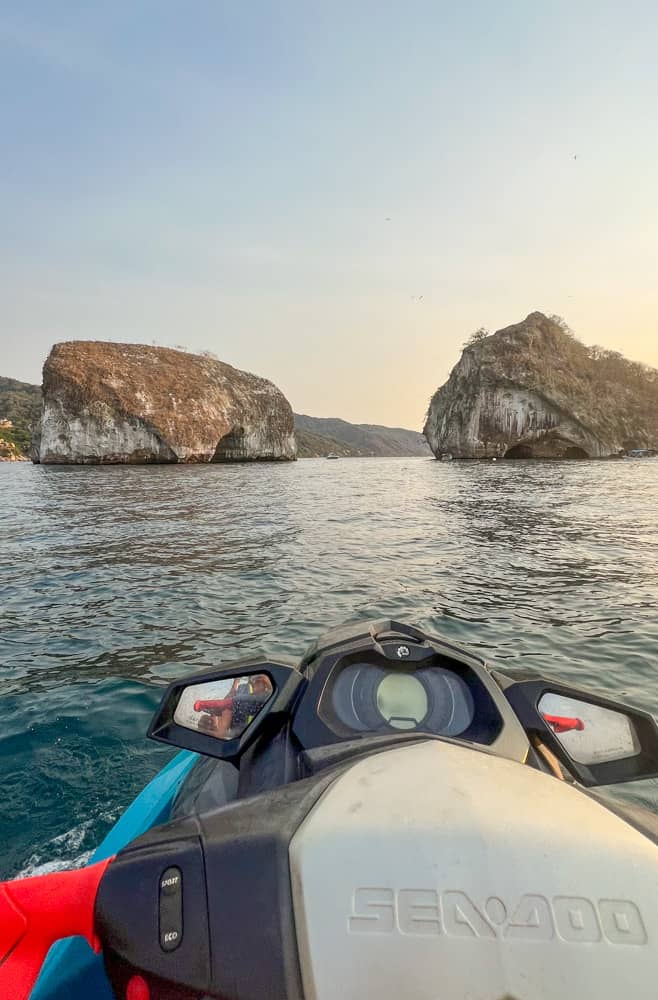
174,673,273,740
539,692,641,765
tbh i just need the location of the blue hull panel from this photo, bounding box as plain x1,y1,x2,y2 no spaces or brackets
31,751,198,1000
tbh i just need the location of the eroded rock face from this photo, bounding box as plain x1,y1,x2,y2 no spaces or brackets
424,312,658,459
36,342,296,464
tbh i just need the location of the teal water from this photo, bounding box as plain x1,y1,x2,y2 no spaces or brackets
1,458,657,878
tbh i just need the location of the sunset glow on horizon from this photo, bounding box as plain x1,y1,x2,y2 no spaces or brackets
2,2,658,428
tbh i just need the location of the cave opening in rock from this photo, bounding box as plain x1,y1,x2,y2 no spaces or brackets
212,426,246,462
563,446,589,459
504,443,534,459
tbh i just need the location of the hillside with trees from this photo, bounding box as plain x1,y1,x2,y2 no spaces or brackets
0,377,42,457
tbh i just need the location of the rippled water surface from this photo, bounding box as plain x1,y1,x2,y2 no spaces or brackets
1,458,657,877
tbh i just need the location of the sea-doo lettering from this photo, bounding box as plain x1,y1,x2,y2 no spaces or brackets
348,888,646,944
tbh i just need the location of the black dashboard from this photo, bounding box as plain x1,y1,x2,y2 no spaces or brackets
291,631,507,751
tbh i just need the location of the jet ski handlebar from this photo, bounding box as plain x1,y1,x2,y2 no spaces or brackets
542,713,585,734
193,697,234,715
0,858,113,1000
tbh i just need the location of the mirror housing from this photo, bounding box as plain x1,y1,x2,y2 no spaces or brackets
504,678,658,786
148,658,304,762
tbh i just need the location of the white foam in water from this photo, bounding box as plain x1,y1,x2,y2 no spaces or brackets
15,850,94,879
14,821,95,879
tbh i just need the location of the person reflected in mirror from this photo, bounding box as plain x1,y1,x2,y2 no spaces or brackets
230,674,273,731
199,674,273,739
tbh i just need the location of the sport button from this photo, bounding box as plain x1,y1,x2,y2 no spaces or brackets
159,866,182,951
160,867,181,897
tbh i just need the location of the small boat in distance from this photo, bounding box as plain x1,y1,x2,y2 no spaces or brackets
326,453,339,459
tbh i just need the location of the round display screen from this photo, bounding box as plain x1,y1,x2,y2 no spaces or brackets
375,673,429,729
329,661,475,737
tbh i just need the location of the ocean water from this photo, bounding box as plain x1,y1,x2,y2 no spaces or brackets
1,457,657,878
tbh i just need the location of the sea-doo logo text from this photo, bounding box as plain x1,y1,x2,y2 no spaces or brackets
348,889,647,946
396,646,410,658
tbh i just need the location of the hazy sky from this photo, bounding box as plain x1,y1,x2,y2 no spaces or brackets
2,2,658,428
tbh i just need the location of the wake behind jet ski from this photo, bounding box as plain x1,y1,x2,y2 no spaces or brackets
2,619,658,1000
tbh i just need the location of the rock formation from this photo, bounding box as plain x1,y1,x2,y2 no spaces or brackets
35,342,296,464
424,313,658,459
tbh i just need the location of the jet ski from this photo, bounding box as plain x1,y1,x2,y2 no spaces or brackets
3,619,658,1000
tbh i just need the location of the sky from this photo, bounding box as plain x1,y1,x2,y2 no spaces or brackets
2,1,658,429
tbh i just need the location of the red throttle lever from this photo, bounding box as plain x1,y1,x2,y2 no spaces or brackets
0,857,113,1000
542,713,585,734
193,697,233,715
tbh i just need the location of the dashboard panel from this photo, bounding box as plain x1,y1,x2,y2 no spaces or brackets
292,638,506,750
326,661,475,736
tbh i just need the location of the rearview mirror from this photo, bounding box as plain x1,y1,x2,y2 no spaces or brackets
504,679,658,786
174,674,274,740
538,692,640,765
148,659,303,761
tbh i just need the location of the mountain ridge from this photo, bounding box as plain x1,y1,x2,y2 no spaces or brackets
294,414,430,457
